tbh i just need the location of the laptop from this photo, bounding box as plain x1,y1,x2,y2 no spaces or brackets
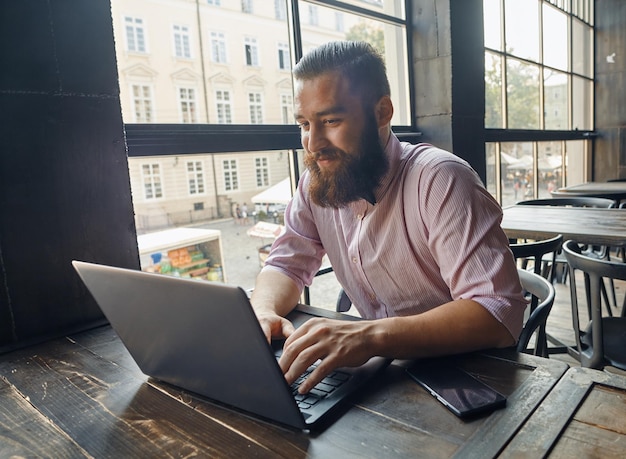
72,260,390,430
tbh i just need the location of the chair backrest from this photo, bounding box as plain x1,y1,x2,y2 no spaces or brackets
516,268,556,357
510,234,563,279
562,239,626,369
516,197,616,208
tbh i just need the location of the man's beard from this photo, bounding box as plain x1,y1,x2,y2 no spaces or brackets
304,114,389,208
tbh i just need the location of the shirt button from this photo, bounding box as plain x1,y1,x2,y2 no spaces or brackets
356,214,363,220
352,257,358,264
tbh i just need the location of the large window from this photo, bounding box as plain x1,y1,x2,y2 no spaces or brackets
484,0,594,206
111,0,413,301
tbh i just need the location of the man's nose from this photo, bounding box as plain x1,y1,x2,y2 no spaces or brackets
304,124,328,153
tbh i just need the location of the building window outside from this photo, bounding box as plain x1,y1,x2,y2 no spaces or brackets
179,87,197,123
242,0,253,14
125,17,146,53
255,157,270,187
223,159,239,191
215,90,233,124
207,0,221,5
275,0,287,20
210,32,227,63
308,5,319,26
278,42,290,70
173,24,192,58
248,92,263,124
335,12,344,32
142,163,163,199
244,37,259,66
132,84,153,122
187,160,206,195
280,93,293,124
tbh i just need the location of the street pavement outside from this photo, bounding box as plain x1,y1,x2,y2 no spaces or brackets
198,218,345,313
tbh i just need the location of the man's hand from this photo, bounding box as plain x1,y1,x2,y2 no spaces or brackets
256,310,296,343
278,317,380,394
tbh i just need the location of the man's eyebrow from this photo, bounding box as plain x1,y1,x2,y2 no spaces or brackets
295,105,348,120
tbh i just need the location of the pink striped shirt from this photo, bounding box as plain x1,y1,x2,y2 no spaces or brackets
263,134,526,339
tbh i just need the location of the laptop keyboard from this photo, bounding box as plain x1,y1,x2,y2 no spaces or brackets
291,363,351,410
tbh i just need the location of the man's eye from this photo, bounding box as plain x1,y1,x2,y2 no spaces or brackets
324,119,338,125
297,122,309,130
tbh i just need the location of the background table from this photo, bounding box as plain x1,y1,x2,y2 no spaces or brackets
551,181,626,202
501,204,626,247
0,307,569,458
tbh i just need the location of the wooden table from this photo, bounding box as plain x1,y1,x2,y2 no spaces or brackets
501,204,626,247
0,314,569,458
551,181,626,201
499,366,626,457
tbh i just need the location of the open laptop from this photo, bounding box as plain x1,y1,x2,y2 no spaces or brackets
72,260,390,430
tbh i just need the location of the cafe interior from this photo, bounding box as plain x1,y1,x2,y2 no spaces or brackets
1,0,625,456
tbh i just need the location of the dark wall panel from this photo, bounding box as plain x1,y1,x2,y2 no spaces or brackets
0,1,139,351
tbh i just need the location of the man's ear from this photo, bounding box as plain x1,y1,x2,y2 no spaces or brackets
375,95,394,127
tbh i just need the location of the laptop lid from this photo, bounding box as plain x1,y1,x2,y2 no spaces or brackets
72,260,389,430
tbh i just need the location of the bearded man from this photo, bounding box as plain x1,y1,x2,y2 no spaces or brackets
250,41,526,394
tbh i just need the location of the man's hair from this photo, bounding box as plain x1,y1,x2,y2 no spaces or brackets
293,41,390,107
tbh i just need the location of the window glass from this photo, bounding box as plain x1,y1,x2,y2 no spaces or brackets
483,0,502,51
543,70,568,130
572,75,593,130
506,58,540,129
129,150,293,289
572,18,593,77
485,51,503,128
500,142,534,206
299,1,410,125
111,0,292,124
537,141,563,198
505,0,540,62
542,4,568,71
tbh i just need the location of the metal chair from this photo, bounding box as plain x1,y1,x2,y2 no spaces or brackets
515,268,556,358
509,234,563,281
509,235,563,356
562,240,626,370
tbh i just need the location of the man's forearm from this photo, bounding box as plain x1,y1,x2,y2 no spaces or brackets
250,269,302,317
370,299,516,360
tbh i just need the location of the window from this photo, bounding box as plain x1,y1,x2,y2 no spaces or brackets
210,32,227,63
173,24,191,58
255,157,269,187
335,12,344,32
113,0,413,294
125,17,146,53
244,37,259,66
277,42,290,70
142,163,163,199
223,159,239,191
215,90,233,124
275,0,286,20
187,161,205,195
483,0,594,205
178,88,197,123
308,5,319,26
280,93,293,124
242,0,253,14
248,92,263,124
131,84,153,122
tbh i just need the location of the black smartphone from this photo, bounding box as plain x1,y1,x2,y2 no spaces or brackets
406,361,507,418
